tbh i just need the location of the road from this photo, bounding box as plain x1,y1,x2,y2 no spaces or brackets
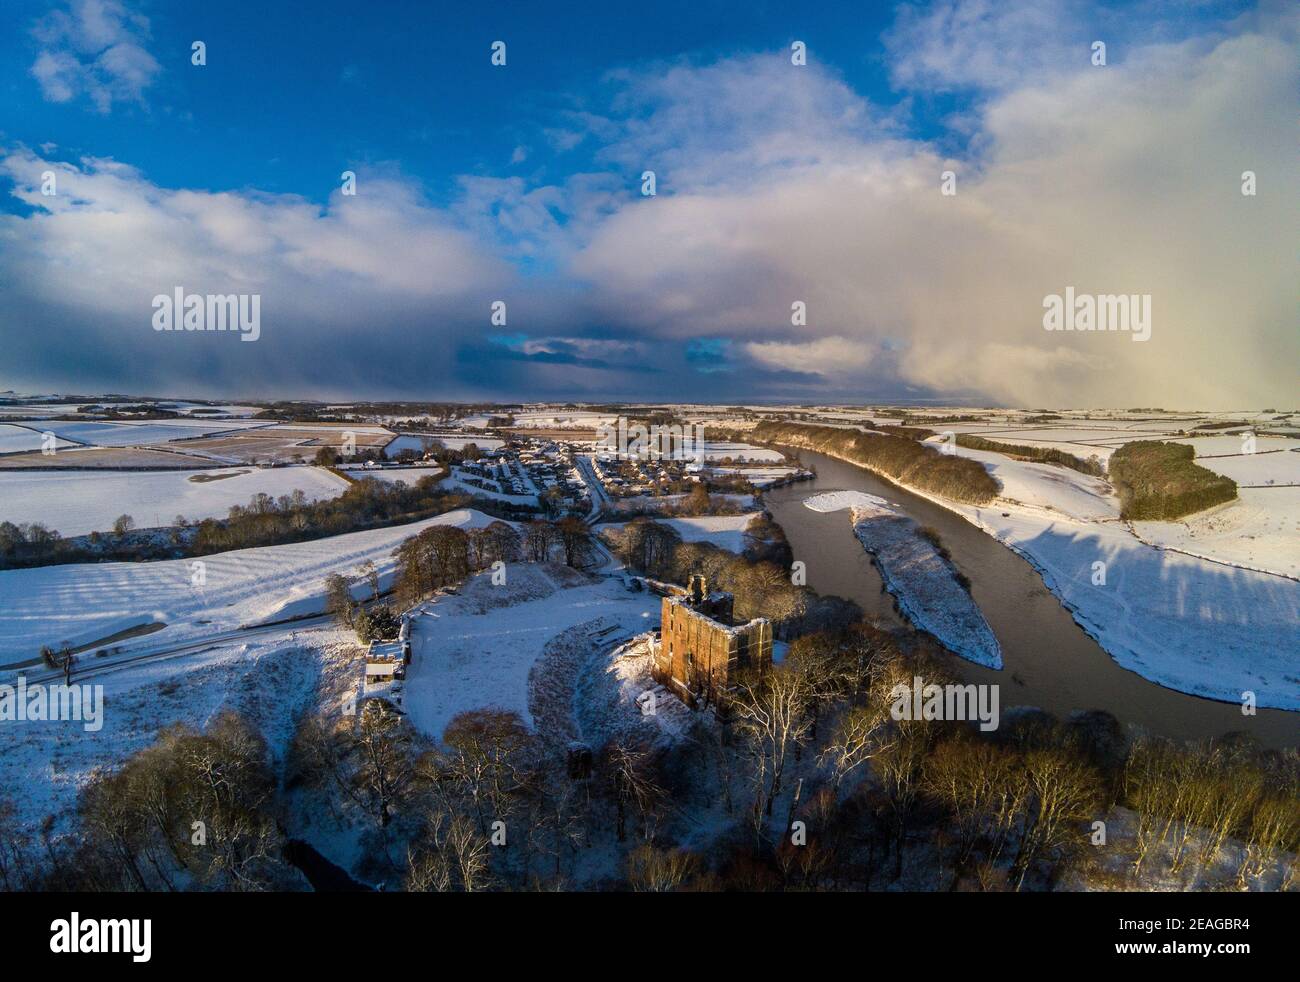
16,612,334,686
573,452,610,523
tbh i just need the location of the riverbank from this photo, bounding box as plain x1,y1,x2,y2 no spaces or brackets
764,443,1299,720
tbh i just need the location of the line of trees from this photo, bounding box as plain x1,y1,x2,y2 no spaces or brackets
955,433,1105,477
389,517,596,610
749,420,999,504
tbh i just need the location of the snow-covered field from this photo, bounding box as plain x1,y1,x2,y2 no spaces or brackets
605,513,761,554
384,433,503,456
916,439,1300,708
1188,449,1300,487
952,500,1300,709
0,508,503,662
507,411,618,429
0,625,333,850
29,419,272,447
0,423,75,454
0,465,350,536
340,465,445,485
1133,488,1300,578
942,444,1120,522
711,465,804,487
401,566,660,743
702,441,785,463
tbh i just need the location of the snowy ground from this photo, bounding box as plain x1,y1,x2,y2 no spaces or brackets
0,625,335,850
1189,449,1300,487
803,490,893,514
711,465,805,487
945,445,1119,522
0,465,349,536
0,508,503,663
439,467,538,505
701,442,785,463
0,424,75,455
923,440,1300,709
339,464,445,485
384,433,504,456
20,419,273,447
604,513,762,554
401,565,660,744
1133,488,1300,578
786,426,1299,709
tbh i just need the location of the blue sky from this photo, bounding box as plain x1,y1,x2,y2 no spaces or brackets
0,0,1294,406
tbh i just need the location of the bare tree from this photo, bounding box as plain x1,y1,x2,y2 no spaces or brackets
324,572,356,627
358,560,381,601
354,700,414,828
731,665,812,825
523,520,558,563
626,843,697,892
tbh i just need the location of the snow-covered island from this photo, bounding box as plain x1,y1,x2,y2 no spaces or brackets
803,491,1002,669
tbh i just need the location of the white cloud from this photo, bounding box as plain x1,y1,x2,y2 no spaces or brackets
30,0,160,112
884,0,1081,92
745,336,876,376
0,148,511,392
561,8,1299,408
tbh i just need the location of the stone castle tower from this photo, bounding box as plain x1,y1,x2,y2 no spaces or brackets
654,574,773,708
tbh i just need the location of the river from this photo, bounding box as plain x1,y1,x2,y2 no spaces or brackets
764,448,1297,749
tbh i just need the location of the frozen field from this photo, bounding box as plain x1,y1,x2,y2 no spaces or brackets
383,433,504,456
605,513,762,554
0,423,75,454
1134,488,1300,578
0,625,332,850
402,565,659,743
1170,434,1300,455
938,443,1120,522
30,419,273,447
711,465,804,486
340,464,445,485
951,500,1300,709
508,411,619,429
702,442,785,463
0,508,503,662
1188,449,1300,487
0,465,349,536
